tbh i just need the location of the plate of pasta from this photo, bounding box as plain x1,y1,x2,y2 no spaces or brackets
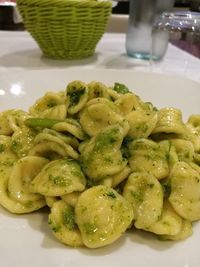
0,68,200,267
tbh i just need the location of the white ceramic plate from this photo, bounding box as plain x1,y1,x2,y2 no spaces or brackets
0,68,200,267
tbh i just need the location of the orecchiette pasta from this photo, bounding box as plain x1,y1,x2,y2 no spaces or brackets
123,172,163,229
152,107,186,135
30,158,86,196
79,98,124,137
8,156,48,204
29,91,67,119
145,200,183,236
125,110,158,139
66,81,89,115
48,200,83,247
80,122,129,180
159,219,193,241
0,79,199,249
128,138,169,180
75,185,133,248
169,161,200,221
11,125,36,158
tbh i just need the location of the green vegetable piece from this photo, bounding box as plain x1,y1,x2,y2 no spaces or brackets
25,118,61,129
113,83,130,94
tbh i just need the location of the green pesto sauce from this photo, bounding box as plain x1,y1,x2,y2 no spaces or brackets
94,127,119,151
121,146,131,159
122,136,134,146
86,178,98,188
165,142,172,161
144,150,165,162
68,88,85,107
11,140,22,152
83,222,97,235
48,216,61,232
131,190,144,203
62,159,84,178
63,206,76,230
135,122,149,133
121,136,134,159
71,169,83,178
49,174,71,187
52,224,61,232
0,144,5,153
103,156,114,164
106,191,117,199
0,159,15,167
162,183,171,197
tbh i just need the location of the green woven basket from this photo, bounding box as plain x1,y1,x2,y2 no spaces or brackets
17,0,112,59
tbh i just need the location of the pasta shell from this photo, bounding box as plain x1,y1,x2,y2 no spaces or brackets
125,110,158,138
160,220,193,241
30,129,79,159
61,192,80,207
28,141,69,160
80,98,123,137
185,115,200,152
115,93,138,115
75,185,133,248
152,108,186,135
123,172,163,229
8,156,48,204
80,123,128,180
170,139,195,163
169,161,200,221
30,159,86,197
29,91,66,119
88,81,110,100
11,126,36,158
66,81,88,115
0,171,46,214
0,109,29,135
48,200,83,247
0,135,18,163
52,119,85,140
145,200,183,235
128,138,169,180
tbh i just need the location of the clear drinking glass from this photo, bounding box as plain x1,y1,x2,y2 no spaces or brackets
125,0,174,60
152,11,200,59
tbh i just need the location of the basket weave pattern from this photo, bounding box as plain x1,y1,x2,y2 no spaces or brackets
17,0,112,59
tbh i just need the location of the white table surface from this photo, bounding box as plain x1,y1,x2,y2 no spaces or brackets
0,30,200,83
